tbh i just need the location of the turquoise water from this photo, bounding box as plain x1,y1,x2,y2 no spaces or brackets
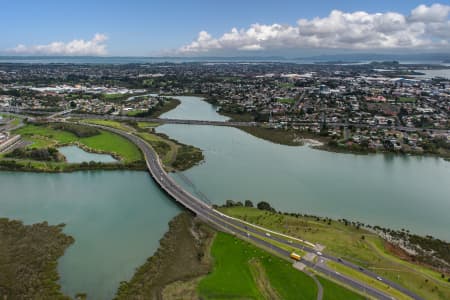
158,96,450,241
0,171,180,299
58,145,117,163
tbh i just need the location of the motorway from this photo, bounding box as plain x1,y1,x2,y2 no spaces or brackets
83,122,422,300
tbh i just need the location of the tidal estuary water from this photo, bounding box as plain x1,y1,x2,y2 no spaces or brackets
0,95,449,299
0,171,179,299
158,96,450,241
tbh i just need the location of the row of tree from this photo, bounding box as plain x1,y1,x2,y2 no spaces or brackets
219,199,276,212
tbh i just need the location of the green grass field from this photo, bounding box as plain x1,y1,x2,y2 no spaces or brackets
99,93,130,102
277,98,295,104
198,232,363,300
137,121,160,129
398,97,416,103
0,114,22,126
13,124,142,162
318,277,365,300
219,207,450,300
81,119,134,132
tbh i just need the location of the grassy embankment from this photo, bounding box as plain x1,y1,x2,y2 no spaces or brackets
136,121,160,128
114,212,362,300
325,261,410,300
219,206,450,300
198,232,364,300
0,218,73,299
80,119,135,132
220,111,256,122
0,123,144,172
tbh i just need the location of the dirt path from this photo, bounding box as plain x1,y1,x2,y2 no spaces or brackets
248,258,281,300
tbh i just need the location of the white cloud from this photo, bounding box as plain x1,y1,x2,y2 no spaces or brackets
178,3,450,54
10,34,108,56
410,3,450,22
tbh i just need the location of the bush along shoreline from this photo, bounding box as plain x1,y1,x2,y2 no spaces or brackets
0,218,74,299
0,159,146,173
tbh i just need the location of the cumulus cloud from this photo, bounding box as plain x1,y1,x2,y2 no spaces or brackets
410,3,450,22
10,34,108,56
178,3,450,54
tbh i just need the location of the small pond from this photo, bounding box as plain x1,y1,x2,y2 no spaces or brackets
59,145,117,163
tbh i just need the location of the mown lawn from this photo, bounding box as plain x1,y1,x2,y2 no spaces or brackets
15,124,75,145
219,207,450,300
79,131,142,162
199,232,361,300
198,233,265,299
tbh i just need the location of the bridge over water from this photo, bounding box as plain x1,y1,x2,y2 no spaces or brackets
86,122,421,300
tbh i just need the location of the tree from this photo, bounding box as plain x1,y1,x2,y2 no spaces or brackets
225,200,236,207
244,200,254,207
257,201,275,212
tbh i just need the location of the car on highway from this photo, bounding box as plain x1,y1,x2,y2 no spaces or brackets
316,251,322,256
265,232,271,237
377,276,383,281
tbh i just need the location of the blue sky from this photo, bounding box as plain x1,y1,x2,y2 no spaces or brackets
1,0,449,56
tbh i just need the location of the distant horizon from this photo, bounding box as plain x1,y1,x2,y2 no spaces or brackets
0,52,449,60
1,1,449,56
